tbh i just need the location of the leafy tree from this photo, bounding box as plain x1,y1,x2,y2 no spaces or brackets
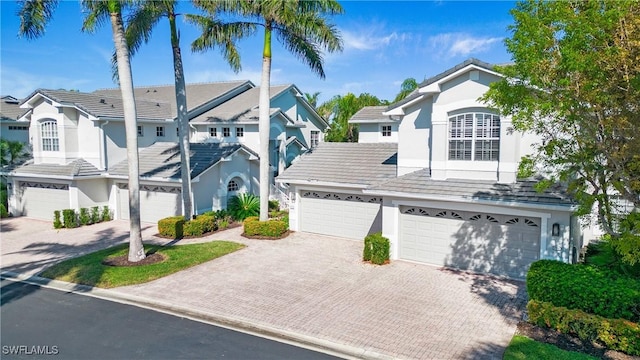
0,139,30,167
304,91,320,107
482,0,640,263
195,0,343,221
321,92,387,142
393,77,418,103
19,0,146,261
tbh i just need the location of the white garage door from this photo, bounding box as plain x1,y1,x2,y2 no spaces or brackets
19,182,69,220
399,206,540,279
299,190,382,240
118,184,181,223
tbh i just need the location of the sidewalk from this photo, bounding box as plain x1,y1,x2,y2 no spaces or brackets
1,217,527,359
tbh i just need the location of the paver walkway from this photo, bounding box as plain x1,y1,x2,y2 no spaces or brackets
1,217,527,359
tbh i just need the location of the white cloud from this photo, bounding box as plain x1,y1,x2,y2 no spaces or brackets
341,29,411,52
0,66,91,98
428,33,503,58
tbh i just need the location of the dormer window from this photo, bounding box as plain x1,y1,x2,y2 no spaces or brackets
381,125,392,137
40,120,59,151
310,131,319,148
449,112,500,161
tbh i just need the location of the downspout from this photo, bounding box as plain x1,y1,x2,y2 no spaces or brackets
99,120,110,170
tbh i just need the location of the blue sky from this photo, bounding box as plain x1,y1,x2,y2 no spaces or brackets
0,1,517,104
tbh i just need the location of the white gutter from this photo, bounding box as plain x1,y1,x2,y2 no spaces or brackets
275,178,368,189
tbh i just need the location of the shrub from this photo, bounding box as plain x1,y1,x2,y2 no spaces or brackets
268,199,280,211
91,206,101,224
363,232,390,265
79,208,91,226
527,300,640,356
527,260,640,322
53,210,62,229
62,209,77,228
218,219,229,230
101,206,111,222
158,216,185,239
183,215,217,237
0,204,8,218
243,218,287,237
228,193,259,221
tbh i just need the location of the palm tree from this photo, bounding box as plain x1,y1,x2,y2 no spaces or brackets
304,91,321,107
322,92,387,142
393,77,418,103
0,139,29,167
195,0,343,221
19,0,146,261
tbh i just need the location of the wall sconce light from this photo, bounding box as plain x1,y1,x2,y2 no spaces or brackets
552,223,560,237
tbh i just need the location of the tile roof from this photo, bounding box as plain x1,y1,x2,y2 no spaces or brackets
93,81,251,118
367,169,574,206
23,89,172,120
348,106,391,123
9,159,104,178
190,85,291,123
386,58,496,112
276,142,398,187
0,96,26,121
108,142,254,180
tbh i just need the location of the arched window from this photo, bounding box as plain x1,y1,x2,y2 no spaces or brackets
448,111,500,161
40,120,59,151
227,180,239,192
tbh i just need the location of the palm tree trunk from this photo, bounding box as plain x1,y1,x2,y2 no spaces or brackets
169,11,193,220
110,7,145,262
259,23,272,221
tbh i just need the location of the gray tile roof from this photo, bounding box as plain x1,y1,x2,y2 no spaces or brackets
94,81,251,118
108,142,254,180
386,58,496,112
190,85,291,123
276,142,398,187
9,159,103,178
348,106,391,123
0,96,26,121
22,89,172,120
367,169,574,206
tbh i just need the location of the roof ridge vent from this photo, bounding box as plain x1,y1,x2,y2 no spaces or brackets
99,98,106,104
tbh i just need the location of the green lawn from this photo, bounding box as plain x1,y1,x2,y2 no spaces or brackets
504,335,597,360
40,241,245,288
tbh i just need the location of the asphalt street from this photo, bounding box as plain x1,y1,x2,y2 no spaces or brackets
0,279,340,360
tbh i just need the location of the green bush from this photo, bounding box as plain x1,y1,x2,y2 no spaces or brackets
53,210,62,229
218,219,229,230
363,232,390,265
0,203,8,218
527,300,640,356
62,209,77,228
586,237,640,278
183,215,218,237
101,206,111,222
158,216,185,239
79,208,91,226
268,199,280,211
527,260,640,322
243,218,287,237
91,206,101,224
228,193,259,221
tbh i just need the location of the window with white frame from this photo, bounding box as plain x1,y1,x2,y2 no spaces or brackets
209,127,217,137
310,130,319,148
156,126,165,137
137,125,143,137
223,127,230,137
41,120,59,151
448,111,500,161
381,125,392,137
236,127,244,137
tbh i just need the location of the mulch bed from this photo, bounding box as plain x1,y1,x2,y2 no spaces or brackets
516,321,639,360
102,252,166,267
241,230,292,240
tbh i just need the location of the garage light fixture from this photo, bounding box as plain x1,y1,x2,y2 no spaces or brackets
552,223,560,237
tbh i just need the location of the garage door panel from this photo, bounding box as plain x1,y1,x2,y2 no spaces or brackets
119,185,181,223
20,183,69,220
399,206,541,279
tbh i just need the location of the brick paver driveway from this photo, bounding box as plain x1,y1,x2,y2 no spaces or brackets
1,217,527,359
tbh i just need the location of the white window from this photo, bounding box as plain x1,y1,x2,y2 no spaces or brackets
9,126,28,130
209,127,217,137
40,120,59,151
137,125,143,137
381,125,392,137
310,130,320,148
227,180,239,192
156,126,165,137
448,112,500,161
223,127,230,137
236,127,244,137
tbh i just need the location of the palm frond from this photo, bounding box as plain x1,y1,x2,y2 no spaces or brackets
81,0,113,33
275,25,325,78
17,0,59,39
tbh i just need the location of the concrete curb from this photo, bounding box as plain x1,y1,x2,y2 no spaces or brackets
1,271,395,360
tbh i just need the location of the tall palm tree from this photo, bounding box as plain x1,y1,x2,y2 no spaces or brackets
19,0,146,262
304,91,321,107
195,0,343,221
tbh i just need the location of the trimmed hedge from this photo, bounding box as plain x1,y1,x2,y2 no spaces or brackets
527,260,640,322
363,232,390,265
243,217,287,237
62,209,77,228
158,216,185,239
0,203,8,218
527,300,640,356
183,215,217,237
53,210,62,229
